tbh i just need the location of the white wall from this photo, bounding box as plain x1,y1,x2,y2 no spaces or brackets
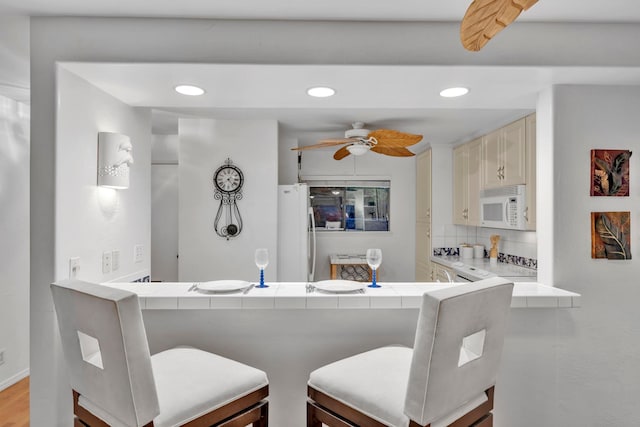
0,94,30,390
0,16,29,103
299,148,416,281
550,85,639,425
151,164,179,282
151,135,179,281
30,66,151,424
179,119,279,282
56,66,151,284
497,85,640,426
29,17,640,425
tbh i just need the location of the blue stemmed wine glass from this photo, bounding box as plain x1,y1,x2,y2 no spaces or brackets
255,248,269,288
366,248,382,288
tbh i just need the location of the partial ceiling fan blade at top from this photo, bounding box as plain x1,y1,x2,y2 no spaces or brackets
290,139,357,151
370,145,415,157
460,0,538,52
368,129,423,148
333,146,351,160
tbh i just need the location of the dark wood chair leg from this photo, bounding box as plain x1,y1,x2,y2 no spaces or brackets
256,401,269,427
307,400,322,427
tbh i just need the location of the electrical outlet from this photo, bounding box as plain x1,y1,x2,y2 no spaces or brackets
102,251,112,274
0,349,5,366
69,257,80,279
134,245,144,263
112,250,120,271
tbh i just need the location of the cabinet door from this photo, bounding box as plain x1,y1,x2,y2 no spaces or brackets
466,138,482,225
525,114,536,229
453,145,468,225
502,118,527,186
482,129,501,188
416,150,431,220
415,150,432,280
416,221,431,273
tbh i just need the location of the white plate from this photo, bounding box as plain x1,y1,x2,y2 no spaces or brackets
314,280,365,293
197,280,251,292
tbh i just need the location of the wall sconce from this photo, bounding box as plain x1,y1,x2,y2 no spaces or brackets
97,132,134,189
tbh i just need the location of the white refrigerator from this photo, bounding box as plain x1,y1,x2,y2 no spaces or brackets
277,184,316,282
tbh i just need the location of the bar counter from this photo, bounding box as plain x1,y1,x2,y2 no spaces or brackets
103,281,579,426
106,281,580,310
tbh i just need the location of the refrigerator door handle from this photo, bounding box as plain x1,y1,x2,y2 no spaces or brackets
308,206,316,282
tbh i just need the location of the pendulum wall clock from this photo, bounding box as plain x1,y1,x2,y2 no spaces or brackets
213,158,244,240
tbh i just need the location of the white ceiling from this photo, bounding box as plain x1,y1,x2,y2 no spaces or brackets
3,0,640,22
61,62,640,147
6,2,640,148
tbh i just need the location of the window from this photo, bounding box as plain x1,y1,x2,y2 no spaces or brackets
307,180,390,232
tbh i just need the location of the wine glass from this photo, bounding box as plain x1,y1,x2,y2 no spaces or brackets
255,248,269,288
366,248,382,288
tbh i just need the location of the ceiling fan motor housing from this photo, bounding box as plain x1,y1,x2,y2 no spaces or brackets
344,121,370,139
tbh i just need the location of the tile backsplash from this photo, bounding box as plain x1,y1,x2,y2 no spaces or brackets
431,224,537,269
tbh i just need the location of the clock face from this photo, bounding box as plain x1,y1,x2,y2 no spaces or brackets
214,166,243,193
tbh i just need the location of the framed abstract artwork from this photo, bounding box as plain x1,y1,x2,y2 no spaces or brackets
591,211,631,260
590,149,631,196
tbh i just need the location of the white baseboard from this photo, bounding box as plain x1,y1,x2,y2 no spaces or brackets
0,368,29,392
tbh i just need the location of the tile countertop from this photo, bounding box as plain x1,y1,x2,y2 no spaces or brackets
431,255,538,281
105,280,580,310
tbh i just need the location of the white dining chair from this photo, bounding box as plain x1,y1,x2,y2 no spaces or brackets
307,277,514,427
51,279,269,427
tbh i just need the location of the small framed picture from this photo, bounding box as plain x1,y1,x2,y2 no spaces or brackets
590,149,631,196
591,211,631,260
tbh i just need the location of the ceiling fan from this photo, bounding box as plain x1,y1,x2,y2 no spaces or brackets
461,0,539,51
291,122,423,161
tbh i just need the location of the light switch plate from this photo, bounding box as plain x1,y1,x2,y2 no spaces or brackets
134,245,143,263
102,251,112,274
69,257,80,279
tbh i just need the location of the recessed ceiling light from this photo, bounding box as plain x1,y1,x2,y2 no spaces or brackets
307,86,336,98
440,87,469,98
174,85,205,96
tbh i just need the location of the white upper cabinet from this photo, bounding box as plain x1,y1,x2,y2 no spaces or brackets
453,138,481,226
453,113,535,229
481,117,526,188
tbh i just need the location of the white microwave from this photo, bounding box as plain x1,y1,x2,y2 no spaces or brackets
479,185,527,230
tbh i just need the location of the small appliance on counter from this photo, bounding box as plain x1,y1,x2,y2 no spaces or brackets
473,244,485,258
459,244,474,259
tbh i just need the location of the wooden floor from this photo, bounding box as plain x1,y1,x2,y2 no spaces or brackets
0,377,29,427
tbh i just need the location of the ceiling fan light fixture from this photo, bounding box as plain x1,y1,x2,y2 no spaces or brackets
346,144,371,156
307,86,336,98
440,87,469,98
174,84,205,96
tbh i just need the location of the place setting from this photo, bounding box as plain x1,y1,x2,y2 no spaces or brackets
306,248,383,294
307,280,366,294
191,280,254,294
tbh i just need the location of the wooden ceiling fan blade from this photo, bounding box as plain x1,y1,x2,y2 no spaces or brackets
333,146,352,160
369,129,423,147
460,0,538,52
370,146,415,157
290,139,354,151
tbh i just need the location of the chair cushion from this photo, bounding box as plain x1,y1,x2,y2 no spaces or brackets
151,347,268,427
308,346,413,427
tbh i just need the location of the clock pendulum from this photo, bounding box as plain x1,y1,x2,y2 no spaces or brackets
213,158,244,240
